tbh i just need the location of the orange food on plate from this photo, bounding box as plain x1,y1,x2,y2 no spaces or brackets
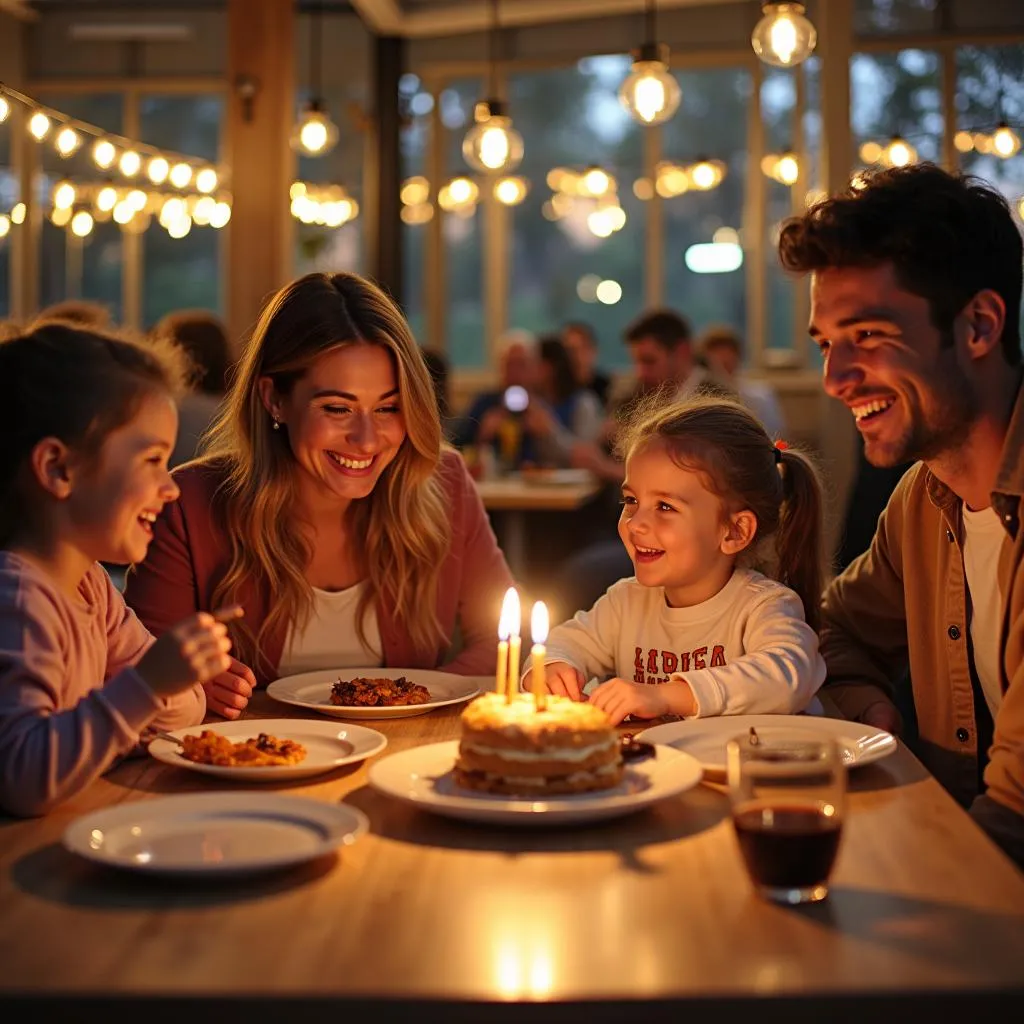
179,731,307,767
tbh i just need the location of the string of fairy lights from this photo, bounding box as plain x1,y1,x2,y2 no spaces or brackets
0,82,359,242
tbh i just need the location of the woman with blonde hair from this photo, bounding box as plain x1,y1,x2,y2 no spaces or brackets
125,272,513,718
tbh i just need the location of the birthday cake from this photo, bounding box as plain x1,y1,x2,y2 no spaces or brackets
454,692,624,796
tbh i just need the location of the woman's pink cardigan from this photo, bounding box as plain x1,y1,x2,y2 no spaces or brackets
124,450,514,687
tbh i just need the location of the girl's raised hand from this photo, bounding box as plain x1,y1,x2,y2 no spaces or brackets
588,677,671,726
136,606,242,699
521,660,585,700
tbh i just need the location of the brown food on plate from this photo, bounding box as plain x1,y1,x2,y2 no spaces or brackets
330,675,431,707
179,731,307,767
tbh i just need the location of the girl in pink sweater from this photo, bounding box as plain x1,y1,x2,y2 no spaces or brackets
0,322,239,817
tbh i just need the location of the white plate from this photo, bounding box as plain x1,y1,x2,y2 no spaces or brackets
367,740,703,826
63,792,368,876
266,668,485,720
148,719,388,781
635,715,897,775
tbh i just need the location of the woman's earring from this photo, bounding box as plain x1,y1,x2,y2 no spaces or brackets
272,417,281,431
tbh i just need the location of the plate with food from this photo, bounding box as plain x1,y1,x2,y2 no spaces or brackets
63,792,368,876
368,739,702,826
147,719,388,781
635,714,897,779
367,693,702,825
266,667,487,720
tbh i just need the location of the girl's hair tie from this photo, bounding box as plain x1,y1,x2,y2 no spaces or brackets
773,439,789,464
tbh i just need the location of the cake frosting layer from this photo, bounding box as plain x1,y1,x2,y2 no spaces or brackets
455,693,624,796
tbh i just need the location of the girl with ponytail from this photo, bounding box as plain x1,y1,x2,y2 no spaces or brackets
523,395,827,724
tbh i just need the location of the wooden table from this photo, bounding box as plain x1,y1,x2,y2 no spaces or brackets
2,692,1023,1022
474,474,603,576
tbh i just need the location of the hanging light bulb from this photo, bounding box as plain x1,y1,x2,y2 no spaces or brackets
291,3,339,157
119,150,142,176
147,156,170,184
463,0,524,174
463,100,523,174
0,95,9,123
751,2,817,68
28,111,51,140
880,135,918,168
618,1,681,126
291,99,340,157
619,44,681,126
992,122,1021,159
70,210,94,238
55,126,82,157
93,139,117,169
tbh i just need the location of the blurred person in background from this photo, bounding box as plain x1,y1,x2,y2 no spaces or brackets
536,334,603,447
452,328,577,470
151,309,234,469
562,320,612,408
698,324,786,440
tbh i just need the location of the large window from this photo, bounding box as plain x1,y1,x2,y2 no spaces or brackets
661,67,751,344
850,50,943,169
762,66,799,357
37,93,123,321
956,44,1024,334
441,78,485,369
139,94,224,327
399,72,429,345
292,11,368,278
508,58,644,371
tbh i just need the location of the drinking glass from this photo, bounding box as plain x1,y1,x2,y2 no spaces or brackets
726,730,846,905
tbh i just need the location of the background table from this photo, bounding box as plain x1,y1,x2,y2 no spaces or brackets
1,691,1022,1022
474,473,603,577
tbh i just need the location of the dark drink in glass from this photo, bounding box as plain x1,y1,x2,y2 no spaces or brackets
727,733,846,904
733,801,842,894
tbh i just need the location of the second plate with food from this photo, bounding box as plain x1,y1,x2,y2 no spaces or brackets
635,714,897,778
266,667,486,720
368,740,703,826
148,719,388,781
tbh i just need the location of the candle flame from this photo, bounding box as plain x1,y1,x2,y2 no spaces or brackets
531,601,549,645
499,587,520,641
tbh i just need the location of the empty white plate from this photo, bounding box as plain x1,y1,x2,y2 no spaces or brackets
368,740,703,826
63,793,368,876
266,668,485,720
148,719,387,781
635,714,897,776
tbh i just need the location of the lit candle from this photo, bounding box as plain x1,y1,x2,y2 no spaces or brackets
507,588,522,703
531,600,549,712
495,587,516,698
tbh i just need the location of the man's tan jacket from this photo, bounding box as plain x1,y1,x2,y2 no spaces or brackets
821,379,1024,861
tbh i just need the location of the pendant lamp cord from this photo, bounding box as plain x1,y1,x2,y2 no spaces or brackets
488,0,500,99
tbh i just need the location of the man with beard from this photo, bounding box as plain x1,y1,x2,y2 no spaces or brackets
779,163,1024,866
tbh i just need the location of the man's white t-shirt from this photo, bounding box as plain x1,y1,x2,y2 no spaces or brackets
277,582,382,677
539,568,825,717
962,505,1007,722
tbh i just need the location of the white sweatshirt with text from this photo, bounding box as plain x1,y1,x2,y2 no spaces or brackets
542,569,825,717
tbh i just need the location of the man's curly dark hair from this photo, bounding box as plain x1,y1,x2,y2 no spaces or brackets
778,163,1022,364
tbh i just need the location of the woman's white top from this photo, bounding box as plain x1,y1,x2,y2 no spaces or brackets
277,582,383,677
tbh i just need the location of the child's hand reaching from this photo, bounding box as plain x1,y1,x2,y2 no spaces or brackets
588,677,696,725
136,606,242,699
521,660,586,700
